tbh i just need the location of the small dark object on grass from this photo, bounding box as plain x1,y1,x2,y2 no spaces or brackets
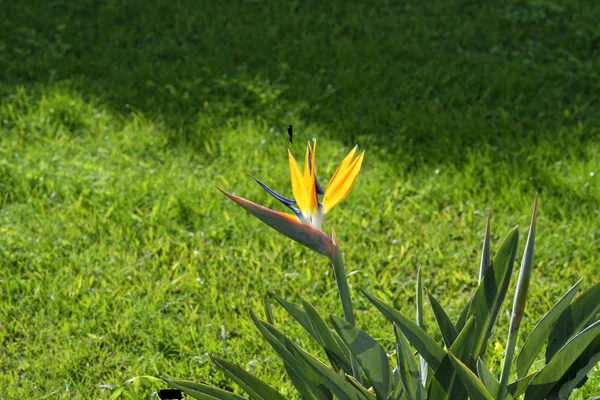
158,388,183,399
287,125,293,143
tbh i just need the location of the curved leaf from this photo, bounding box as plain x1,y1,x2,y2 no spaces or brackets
331,315,391,400
164,378,246,400
447,353,495,400
426,288,458,348
394,324,426,400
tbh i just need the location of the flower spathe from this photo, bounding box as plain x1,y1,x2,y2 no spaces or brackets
216,140,364,257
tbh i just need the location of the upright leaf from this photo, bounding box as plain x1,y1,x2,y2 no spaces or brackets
428,316,476,400
525,319,600,399
478,208,492,284
468,226,519,358
545,281,600,362
517,279,583,378
476,359,499,396
361,288,445,370
302,298,353,374
498,195,538,400
426,288,458,348
285,337,367,400
394,324,425,400
331,315,391,400
416,268,428,387
447,353,495,400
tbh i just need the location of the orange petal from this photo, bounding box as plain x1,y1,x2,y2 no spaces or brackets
215,185,333,257
328,145,358,190
322,151,364,214
288,149,309,215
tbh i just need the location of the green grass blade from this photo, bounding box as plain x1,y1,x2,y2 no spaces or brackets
211,355,287,400
285,336,368,400
164,378,246,400
426,288,458,348
416,267,427,387
302,298,353,374
517,278,583,378
478,208,492,284
468,226,520,358
109,376,164,399
331,315,391,400
428,316,476,400
498,194,538,399
447,353,494,400
361,288,445,370
394,324,425,400
545,281,600,362
525,319,600,399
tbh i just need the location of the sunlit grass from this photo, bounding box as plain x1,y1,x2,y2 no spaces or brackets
1,0,599,398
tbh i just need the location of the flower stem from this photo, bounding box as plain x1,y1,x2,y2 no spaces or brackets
330,228,363,384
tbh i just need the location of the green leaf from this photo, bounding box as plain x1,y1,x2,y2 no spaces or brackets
248,308,329,400
164,378,246,400
525,319,600,399
344,374,377,400
284,336,368,400
447,353,495,400
263,294,274,325
547,334,600,400
428,316,476,400
426,288,458,348
545,281,600,362
468,226,519,358
517,279,583,378
416,267,427,387
361,288,445,370
476,358,499,396
302,298,353,374
109,375,164,400
478,208,492,284
394,324,425,400
270,292,315,339
456,297,473,332
508,372,538,398
498,195,538,400
331,315,391,400
211,355,287,400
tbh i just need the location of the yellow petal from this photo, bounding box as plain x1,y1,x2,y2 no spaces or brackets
303,143,312,190
328,145,358,190
288,149,309,215
322,150,364,214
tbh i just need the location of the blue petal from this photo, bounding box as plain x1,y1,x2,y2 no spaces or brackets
249,174,296,206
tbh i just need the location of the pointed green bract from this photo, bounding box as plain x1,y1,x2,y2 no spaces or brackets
545,281,600,362
525,319,600,399
215,185,333,256
164,378,246,400
331,315,391,400
426,288,458,348
394,324,425,400
468,225,519,358
361,288,445,370
517,279,583,378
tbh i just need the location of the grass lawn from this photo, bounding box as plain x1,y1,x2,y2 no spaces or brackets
1,0,599,398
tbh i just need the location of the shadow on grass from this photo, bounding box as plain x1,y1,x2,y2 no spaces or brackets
1,0,600,169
